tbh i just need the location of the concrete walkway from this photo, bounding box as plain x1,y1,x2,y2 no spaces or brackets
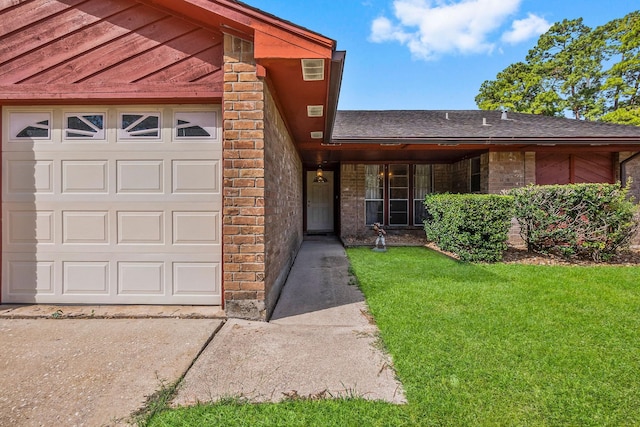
174,237,405,405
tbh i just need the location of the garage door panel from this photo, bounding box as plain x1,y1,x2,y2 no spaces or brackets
6,160,54,194
117,160,164,193
117,211,165,244
2,105,222,305
6,260,55,296
4,204,222,252
172,160,220,194
118,262,165,295
62,160,109,193
63,261,110,295
173,262,220,295
173,212,220,245
62,211,110,244
3,252,221,304
7,210,55,244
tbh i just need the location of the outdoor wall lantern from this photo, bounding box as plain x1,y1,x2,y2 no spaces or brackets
313,165,328,183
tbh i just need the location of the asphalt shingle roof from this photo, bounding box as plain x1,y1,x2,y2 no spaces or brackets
332,110,640,142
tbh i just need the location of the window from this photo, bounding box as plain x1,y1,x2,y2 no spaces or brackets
471,157,481,193
175,111,218,140
365,165,384,225
365,164,433,227
64,113,105,140
413,165,432,225
118,112,161,140
389,164,408,225
9,112,51,141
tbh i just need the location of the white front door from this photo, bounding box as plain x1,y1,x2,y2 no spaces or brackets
2,105,222,305
306,170,334,232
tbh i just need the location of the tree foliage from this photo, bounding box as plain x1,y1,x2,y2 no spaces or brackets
476,12,640,124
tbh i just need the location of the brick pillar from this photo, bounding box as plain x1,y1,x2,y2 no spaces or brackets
222,34,267,320
487,151,534,194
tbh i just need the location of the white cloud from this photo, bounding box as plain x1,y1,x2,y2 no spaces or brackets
370,0,523,60
501,13,551,44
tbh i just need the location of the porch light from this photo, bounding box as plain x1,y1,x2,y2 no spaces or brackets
313,165,328,183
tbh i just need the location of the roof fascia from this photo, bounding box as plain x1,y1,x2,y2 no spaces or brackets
331,137,640,144
324,51,346,143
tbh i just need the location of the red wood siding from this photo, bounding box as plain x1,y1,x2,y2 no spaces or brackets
536,153,614,185
0,0,223,99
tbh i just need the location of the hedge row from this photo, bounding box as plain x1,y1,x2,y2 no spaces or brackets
424,183,638,263
511,183,638,261
424,194,514,262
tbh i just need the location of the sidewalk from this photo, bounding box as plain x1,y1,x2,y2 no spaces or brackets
173,237,405,405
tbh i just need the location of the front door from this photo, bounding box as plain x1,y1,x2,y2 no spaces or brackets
306,170,334,233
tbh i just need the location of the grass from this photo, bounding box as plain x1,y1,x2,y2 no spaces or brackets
147,247,640,426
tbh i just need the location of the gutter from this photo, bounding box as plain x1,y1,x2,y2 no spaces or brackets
323,51,346,145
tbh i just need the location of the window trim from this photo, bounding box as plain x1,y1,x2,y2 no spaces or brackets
364,163,433,227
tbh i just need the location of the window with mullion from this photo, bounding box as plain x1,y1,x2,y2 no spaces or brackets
413,164,433,225
365,164,384,225
389,164,409,226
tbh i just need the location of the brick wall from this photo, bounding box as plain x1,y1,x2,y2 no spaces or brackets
620,152,640,202
263,84,303,317
222,34,303,319
222,35,267,319
620,152,640,247
487,151,535,194
340,164,367,239
450,159,470,193
432,164,452,193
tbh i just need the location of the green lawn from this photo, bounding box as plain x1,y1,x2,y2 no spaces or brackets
146,247,640,426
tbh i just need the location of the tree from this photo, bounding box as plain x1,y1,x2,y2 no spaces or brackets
601,107,640,125
475,62,543,112
598,11,640,112
526,18,603,120
476,12,640,125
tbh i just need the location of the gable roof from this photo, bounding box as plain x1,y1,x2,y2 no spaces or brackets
333,110,640,143
0,0,345,146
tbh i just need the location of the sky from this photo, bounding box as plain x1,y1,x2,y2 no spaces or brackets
245,0,639,111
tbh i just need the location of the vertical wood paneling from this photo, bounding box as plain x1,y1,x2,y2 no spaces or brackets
574,153,614,183
536,153,571,185
536,152,614,185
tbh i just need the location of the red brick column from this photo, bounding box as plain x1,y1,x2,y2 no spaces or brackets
222,34,267,320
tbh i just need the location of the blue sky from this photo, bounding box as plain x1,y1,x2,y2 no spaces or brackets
246,0,639,111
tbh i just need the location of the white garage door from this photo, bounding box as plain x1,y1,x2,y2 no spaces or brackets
2,106,222,305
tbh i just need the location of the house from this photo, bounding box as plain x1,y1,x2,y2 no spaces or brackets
1,1,639,320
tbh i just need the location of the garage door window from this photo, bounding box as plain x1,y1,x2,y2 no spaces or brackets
65,113,106,140
175,111,218,139
119,113,161,140
9,112,51,140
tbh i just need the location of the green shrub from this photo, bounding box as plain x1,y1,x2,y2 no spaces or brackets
510,183,638,261
424,194,514,262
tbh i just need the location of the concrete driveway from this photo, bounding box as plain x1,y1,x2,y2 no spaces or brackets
0,316,222,426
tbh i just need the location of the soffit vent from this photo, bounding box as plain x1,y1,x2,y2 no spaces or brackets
301,59,325,81
307,105,324,117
